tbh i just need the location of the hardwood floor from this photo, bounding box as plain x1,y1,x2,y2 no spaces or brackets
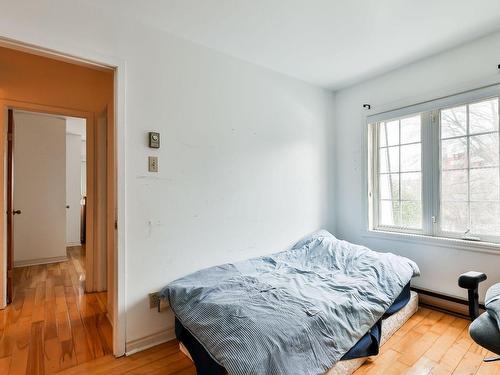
1,246,112,374
355,307,500,374
53,306,500,375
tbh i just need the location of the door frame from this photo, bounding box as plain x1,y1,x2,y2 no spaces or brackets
0,36,127,357
6,109,13,305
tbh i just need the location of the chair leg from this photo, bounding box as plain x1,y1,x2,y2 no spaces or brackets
484,357,500,362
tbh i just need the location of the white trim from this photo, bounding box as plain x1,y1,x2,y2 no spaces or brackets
66,242,81,247
361,111,371,236
114,56,127,358
125,328,175,356
0,35,127,357
0,36,115,71
363,229,500,255
14,255,68,268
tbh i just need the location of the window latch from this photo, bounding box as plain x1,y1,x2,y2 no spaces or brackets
463,229,481,242
431,216,436,224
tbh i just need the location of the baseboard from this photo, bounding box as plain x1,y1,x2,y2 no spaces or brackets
14,255,68,268
412,286,484,319
125,327,175,356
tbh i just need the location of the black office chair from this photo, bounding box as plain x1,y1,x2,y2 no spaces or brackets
459,271,500,362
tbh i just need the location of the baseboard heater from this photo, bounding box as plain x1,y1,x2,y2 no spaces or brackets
411,286,485,320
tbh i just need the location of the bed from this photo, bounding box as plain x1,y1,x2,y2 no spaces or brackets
161,230,420,375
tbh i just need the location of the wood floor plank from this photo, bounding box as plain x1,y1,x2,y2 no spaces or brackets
476,353,500,375
384,360,410,374
405,356,438,375
8,316,31,375
398,330,440,366
26,321,45,375
67,301,94,365
453,351,484,375
44,336,62,374
0,356,11,373
430,326,473,375
1,246,113,375
355,348,400,375
425,318,468,363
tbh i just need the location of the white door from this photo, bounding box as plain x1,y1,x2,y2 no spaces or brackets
13,111,66,266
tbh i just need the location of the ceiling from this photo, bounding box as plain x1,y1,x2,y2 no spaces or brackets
92,0,500,89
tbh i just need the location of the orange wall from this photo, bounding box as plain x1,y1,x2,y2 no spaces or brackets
0,46,113,112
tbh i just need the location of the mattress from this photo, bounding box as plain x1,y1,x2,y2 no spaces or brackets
164,230,419,375
179,291,419,375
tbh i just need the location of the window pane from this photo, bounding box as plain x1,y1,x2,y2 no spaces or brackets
379,200,400,226
470,99,499,134
470,168,500,201
400,115,421,144
379,120,399,147
400,143,421,172
379,146,399,173
441,106,466,139
441,170,468,201
471,202,500,235
379,174,399,200
470,133,499,168
441,201,468,233
401,201,421,228
401,172,421,201
441,137,467,170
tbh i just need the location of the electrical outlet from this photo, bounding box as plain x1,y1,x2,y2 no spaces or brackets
149,291,161,309
148,156,158,172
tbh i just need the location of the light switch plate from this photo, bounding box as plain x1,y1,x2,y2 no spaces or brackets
148,156,158,172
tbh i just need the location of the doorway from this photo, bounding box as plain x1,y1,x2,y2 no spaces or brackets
0,40,122,367
4,107,113,370
8,110,87,267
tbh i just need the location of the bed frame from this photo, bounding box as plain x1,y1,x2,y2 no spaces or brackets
179,291,419,375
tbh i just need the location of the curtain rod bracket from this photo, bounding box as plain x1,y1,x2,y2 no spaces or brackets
363,104,371,110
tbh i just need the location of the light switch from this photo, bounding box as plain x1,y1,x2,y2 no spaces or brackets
148,156,158,172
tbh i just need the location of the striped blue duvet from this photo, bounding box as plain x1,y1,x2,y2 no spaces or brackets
161,230,420,375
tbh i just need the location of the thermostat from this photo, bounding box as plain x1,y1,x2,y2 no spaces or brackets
149,132,160,148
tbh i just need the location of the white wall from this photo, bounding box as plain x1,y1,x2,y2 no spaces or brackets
66,133,82,246
13,112,67,265
0,0,335,346
334,31,500,302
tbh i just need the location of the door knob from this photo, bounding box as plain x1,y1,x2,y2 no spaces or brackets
13,210,21,215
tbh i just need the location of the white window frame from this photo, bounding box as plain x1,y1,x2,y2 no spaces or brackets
371,114,425,235
368,84,500,244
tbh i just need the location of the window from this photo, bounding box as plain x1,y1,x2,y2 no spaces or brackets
377,116,422,229
369,88,500,243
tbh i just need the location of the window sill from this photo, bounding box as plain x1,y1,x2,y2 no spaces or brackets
363,229,500,255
